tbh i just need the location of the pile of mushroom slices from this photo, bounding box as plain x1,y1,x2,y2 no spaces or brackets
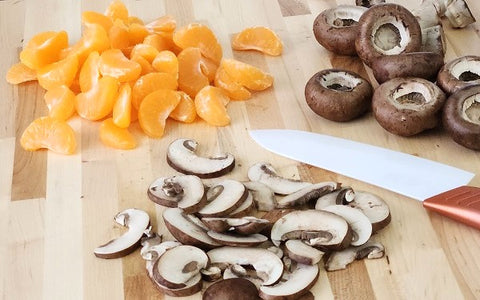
140,139,392,299
309,1,480,150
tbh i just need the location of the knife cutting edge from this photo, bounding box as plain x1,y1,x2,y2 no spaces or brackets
249,129,480,230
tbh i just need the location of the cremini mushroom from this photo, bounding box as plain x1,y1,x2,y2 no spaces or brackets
347,191,391,232
198,179,248,217
207,231,268,247
276,181,340,208
242,181,276,211
315,187,356,209
305,69,373,122
437,55,480,95
202,278,261,300
201,216,270,235
228,191,255,218
356,0,385,8
325,240,385,271
284,239,325,265
321,205,372,246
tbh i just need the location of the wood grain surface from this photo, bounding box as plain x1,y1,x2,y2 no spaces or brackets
1,0,480,299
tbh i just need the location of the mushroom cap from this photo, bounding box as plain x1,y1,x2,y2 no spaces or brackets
313,5,367,56
371,52,444,84
202,278,260,300
305,69,373,122
443,84,480,150
347,191,391,232
372,77,446,136
437,55,480,95
355,3,422,67
284,239,325,265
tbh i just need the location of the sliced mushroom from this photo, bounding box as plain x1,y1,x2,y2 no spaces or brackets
356,0,385,8
201,265,223,282
149,270,203,297
207,246,284,286
207,231,268,247
315,187,355,209
222,264,266,288
147,175,206,213
322,205,372,246
355,3,422,67
437,55,480,95
94,208,150,259
325,240,385,271
228,191,255,218
276,181,339,208
347,191,391,232
141,240,182,261
444,0,476,28
163,207,221,249
247,162,312,195
259,263,319,300
198,179,248,217
166,138,235,178
305,69,373,122
202,216,270,235
284,239,325,265
313,5,367,56
243,181,276,211
260,209,297,237
203,278,261,300
372,77,446,136
443,84,480,150
153,245,209,289
370,52,444,84
270,209,352,250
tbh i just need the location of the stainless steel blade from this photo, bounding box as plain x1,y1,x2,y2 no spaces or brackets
249,129,475,201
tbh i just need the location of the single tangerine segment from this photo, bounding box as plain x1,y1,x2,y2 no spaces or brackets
105,0,129,23
143,34,172,52
131,54,155,75
214,66,251,100
20,30,69,70
145,15,176,33
70,24,110,65
99,118,136,150
138,89,181,138
152,50,178,77
130,44,159,63
194,85,230,126
79,51,101,93
232,26,283,56
75,76,119,121
44,85,76,121
20,116,76,155
177,47,210,98
6,62,37,84
173,23,222,64
37,54,79,91
132,72,178,110
112,83,132,128
128,23,149,45
221,58,273,91
99,49,142,82
109,20,130,51
200,56,218,83
170,91,196,123
82,11,114,32
128,16,144,25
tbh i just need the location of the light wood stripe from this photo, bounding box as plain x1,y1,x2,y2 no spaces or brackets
278,0,311,17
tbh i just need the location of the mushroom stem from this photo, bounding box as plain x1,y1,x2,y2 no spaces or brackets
413,0,475,29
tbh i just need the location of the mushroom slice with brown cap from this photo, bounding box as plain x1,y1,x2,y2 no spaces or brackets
444,0,476,28
166,138,235,178
437,56,480,95
141,240,182,261
202,216,270,235
372,77,446,136
247,162,312,195
443,85,480,150
356,0,385,8
94,208,150,259
147,175,206,213
207,246,284,286
321,205,372,246
207,231,268,247
355,3,422,67
228,191,255,218
203,278,261,300
347,191,391,232
270,209,352,250
201,265,223,282
305,69,373,122
163,207,221,249
315,187,355,209
276,181,340,208
243,181,276,212
198,179,248,217
152,245,209,289
313,5,367,56
284,239,325,265
259,263,319,300
149,269,203,297
325,240,385,271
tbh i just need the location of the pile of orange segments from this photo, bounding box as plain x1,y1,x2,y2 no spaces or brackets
6,0,283,154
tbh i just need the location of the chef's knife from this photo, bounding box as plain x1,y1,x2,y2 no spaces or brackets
249,129,480,230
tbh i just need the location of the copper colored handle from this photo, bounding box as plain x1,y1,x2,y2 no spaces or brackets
423,186,480,230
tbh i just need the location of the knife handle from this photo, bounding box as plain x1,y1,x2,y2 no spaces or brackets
423,186,480,230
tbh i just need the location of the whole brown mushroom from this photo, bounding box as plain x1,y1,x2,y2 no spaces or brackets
437,55,480,95
203,278,260,300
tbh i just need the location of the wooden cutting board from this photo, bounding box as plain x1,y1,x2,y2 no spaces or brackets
1,0,480,299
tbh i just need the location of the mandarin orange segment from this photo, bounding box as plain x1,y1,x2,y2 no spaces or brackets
75,76,119,121
20,116,76,155
70,24,110,65
37,54,79,91
6,62,37,84
130,44,159,62
82,11,114,32
199,56,218,83
128,16,144,25
99,118,136,149
143,34,172,52
232,26,283,56
44,85,76,121
221,58,273,91
214,66,251,101
131,54,155,75
20,31,69,70
128,23,149,46
112,83,132,128
131,72,178,110
79,51,101,93
170,91,196,123
105,0,129,23
99,49,142,82
145,15,176,33
194,85,230,126
152,50,178,77
138,89,181,138
109,20,130,51
177,47,210,98
173,23,222,64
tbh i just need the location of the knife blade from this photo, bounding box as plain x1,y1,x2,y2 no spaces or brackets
249,129,480,229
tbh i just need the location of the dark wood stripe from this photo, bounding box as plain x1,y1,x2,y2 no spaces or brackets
329,54,370,81
278,0,311,17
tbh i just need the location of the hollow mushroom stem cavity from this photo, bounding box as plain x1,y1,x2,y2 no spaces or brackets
437,55,480,95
